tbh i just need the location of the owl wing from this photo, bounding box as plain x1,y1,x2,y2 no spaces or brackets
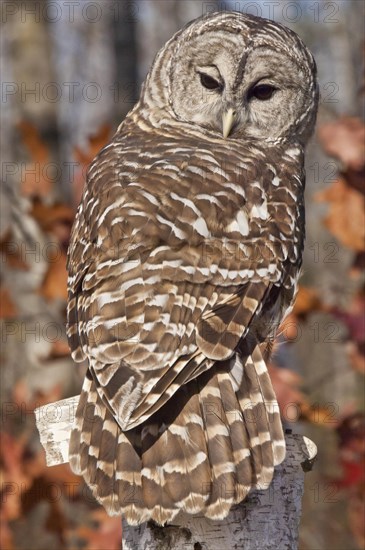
67,141,290,432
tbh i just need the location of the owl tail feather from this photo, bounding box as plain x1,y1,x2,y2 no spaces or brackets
69,346,285,525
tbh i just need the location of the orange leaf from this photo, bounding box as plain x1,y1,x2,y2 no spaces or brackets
293,286,325,317
39,250,68,301
318,117,365,171
315,178,365,251
0,515,15,550
17,121,52,197
0,286,18,318
73,124,111,203
43,463,81,487
48,338,70,359
17,121,49,164
74,124,111,165
300,402,340,426
0,230,29,271
30,200,74,233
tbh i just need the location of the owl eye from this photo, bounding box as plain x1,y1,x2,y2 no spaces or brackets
250,84,277,100
199,72,222,91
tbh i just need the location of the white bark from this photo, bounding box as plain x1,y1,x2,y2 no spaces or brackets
35,395,79,466
35,397,317,550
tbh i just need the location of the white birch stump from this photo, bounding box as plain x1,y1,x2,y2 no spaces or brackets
35,396,317,550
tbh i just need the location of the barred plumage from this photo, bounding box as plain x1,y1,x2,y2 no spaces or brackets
67,12,318,525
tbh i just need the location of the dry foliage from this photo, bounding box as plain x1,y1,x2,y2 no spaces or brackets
1,122,116,550
316,178,365,251
17,121,52,198
73,124,112,204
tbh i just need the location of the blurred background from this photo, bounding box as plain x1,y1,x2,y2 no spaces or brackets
0,1,364,549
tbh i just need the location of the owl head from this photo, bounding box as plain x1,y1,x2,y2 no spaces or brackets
138,12,319,146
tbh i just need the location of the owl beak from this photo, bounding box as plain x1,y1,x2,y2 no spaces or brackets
222,108,236,139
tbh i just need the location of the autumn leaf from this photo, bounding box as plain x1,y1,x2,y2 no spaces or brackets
318,117,365,171
316,177,365,251
329,288,365,373
17,121,52,198
73,124,112,203
0,286,18,318
0,431,32,521
47,338,71,359
39,249,68,301
43,464,81,488
30,200,74,233
0,514,14,550
300,402,341,427
30,199,75,253
0,230,29,271
74,124,111,166
17,121,49,165
292,286,326,318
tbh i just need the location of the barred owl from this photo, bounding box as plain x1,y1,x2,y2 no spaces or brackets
67,12,318,525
